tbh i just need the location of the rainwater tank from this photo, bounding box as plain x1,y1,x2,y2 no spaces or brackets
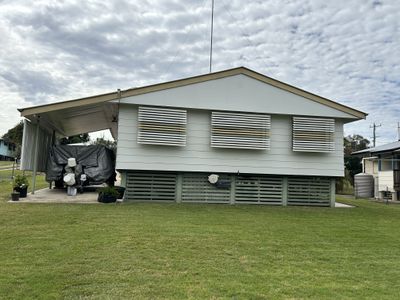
354,173,374,198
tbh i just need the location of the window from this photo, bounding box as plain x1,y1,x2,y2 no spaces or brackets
211,111,271,150
292,117,335,152
138,106,187,146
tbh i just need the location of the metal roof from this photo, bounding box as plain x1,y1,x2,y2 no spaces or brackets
352,141,400,156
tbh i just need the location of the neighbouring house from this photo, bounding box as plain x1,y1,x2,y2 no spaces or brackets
352,141,400,200
0,138,16,160
18,67,366,206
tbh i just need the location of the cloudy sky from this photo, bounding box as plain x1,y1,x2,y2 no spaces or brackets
0,0,399,145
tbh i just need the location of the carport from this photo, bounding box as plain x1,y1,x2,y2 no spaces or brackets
18,91,121,193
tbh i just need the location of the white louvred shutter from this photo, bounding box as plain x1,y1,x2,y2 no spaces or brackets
138,106,187,146
211,111,270,150
292,117,335,152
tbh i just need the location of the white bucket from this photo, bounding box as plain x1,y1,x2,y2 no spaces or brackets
63,173,76,186
67,186,77,196
67,158,77,167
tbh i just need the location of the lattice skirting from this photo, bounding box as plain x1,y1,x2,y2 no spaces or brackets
124,171,334,207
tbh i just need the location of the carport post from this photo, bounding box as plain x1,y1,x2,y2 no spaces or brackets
31,120,40,195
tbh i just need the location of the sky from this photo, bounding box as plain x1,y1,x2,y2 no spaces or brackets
0,0,399,145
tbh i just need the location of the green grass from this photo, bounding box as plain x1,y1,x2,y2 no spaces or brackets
1,190,400,298
0,160,17,169
0,169,47,196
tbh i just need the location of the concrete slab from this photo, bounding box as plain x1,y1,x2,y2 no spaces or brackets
335,202,354,208
9,187,99,204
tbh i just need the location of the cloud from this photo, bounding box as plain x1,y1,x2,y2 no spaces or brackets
0,0,399,145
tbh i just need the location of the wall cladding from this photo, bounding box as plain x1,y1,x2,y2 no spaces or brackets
117,107,344,177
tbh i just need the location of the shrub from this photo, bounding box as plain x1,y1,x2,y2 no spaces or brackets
13,174,29,189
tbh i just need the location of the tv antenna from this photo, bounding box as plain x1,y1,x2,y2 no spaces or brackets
209,0,214,73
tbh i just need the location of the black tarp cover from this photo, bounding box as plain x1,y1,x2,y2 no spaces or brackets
46,145,115,183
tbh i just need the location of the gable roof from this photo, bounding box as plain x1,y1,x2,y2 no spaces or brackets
19,66,367,119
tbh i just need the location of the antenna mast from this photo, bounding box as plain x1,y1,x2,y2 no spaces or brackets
209,0,214,73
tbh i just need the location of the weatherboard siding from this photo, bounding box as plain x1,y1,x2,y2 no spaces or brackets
116,105,344,177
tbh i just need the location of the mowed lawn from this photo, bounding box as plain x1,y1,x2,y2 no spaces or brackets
1,190,400,298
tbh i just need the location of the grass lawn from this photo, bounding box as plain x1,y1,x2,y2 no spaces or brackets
0,161,15,167
0,168,47,196
1,186,400,298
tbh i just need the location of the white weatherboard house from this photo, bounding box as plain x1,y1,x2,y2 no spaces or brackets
353,141,400,200
19,67,367,206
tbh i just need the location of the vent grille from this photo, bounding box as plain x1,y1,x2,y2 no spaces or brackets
211,112,271,150
138,106,187,146
235,176,283,204
182,173,230,203
125,172,177,201
293,117,334,152
287,177,331,206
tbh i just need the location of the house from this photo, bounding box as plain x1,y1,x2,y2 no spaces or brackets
18,67,367,206
352,141,400,200
0,138,16,160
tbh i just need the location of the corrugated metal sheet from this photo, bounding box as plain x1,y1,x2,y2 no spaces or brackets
235,175,283,204
181,173,230,203
125,172,177,201
287,177,331,206
138,106,187,146
353,141,400,155
293,117,335,152
211,111,270,150
20,119,52,172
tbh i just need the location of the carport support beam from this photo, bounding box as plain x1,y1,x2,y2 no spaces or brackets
31,121,40,195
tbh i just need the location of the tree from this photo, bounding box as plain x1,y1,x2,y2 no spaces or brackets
344,134,370,183
91,136,116,152
337,134,370,194
2,121,24,158
59,133,90,145
344,134,370,156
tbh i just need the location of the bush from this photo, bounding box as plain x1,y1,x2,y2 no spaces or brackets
13,174,29,189
98,186,119,197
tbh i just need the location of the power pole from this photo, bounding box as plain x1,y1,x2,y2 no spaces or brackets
209,0,214,73
370,122,381,147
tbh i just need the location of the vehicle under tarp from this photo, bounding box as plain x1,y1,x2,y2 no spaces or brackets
46,145,115,185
